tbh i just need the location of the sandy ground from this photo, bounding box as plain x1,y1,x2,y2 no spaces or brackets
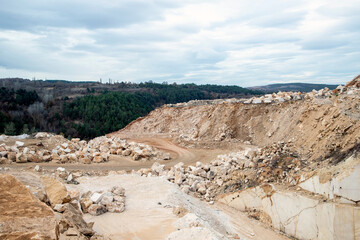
66,174,290,240
76,175,178,240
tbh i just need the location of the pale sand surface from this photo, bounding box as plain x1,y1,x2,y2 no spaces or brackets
67,174,290,240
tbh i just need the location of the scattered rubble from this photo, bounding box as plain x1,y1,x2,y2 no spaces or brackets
81,186,126,215
139,141,303,202
0,135,170,165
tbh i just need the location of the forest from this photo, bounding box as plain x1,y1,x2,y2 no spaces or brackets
0,80,261,139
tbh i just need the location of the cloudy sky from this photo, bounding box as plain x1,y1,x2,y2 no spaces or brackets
0,0,359,87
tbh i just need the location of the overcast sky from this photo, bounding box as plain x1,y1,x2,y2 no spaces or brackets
0,0,359,87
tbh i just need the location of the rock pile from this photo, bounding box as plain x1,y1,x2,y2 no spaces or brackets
0,142,52,164
55,203,98,239
139,141,303,202
0,135,170,164
52,136,170,163
39,176,107,239
80,186,126,216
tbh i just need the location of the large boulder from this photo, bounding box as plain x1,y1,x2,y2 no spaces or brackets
0,174,58,239
61,203,94,236
41,176,71,207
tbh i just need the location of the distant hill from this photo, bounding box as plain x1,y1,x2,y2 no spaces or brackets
248,83,340,93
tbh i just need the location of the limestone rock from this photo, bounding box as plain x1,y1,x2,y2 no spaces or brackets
16,153,28,163
54,204,66,213
7,152,16,162
41,176,71,207
0,174,58,239
90,192,104,204
107,201,125,213
62,203,94,236
80,198,92,213
175,172,185,185
113,195,125,204
68,189,80,200
111,186,125,196
34,165,41,172
15,141,24,147
28,154,41,163
88,204,107,216
151,162,165,175
100,192,114,206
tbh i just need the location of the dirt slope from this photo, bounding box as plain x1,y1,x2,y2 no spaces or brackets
119,93,360,163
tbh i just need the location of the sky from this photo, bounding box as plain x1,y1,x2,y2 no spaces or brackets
0,0,359,87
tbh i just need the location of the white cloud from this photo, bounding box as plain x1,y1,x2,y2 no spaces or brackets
0,0,359,86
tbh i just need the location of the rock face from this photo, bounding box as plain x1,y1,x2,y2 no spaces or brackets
0,174,58,239
299,155,360,204
41,176,71,207
219,181,360,240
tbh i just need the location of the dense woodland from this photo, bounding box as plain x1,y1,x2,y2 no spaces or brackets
0,79,260,139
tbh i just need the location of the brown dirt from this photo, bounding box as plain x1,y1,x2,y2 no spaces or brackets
118,94,360,165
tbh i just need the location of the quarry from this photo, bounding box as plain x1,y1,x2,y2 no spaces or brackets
0,76,359,240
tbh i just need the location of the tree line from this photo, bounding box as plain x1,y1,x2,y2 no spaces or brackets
0,82,261,139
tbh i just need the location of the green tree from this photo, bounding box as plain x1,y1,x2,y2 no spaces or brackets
22,124,30,134
4,122,16,135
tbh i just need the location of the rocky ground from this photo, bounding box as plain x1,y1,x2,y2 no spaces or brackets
0,75,359,240
0,134,171,165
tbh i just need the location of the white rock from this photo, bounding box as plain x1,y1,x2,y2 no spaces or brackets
100,192,114,206
175,172,186,185
252,98,262,104
151,162,165,175
264,98,272,103
61,143,69,149
35,132,48,138
53,204,65,213
15,141,24,147
299,160,360,203
23,147,29,154
90,192,104,204
67,174,73,182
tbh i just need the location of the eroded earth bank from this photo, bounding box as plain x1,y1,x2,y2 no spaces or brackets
0,76,359,240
